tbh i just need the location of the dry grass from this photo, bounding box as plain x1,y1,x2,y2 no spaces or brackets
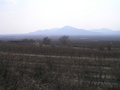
0,42,120,90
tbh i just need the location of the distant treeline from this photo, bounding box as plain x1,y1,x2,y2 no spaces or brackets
7,39,35,43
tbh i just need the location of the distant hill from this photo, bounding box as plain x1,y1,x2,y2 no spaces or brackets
90,28,120,35
28,26,103,35
27,26,120,35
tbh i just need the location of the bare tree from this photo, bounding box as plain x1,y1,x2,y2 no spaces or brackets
59,35,69,46
107,45,112,51
35,40,41,47
42,37,51,46
99,45,104,51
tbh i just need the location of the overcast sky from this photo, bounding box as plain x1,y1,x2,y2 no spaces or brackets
0,0,120,34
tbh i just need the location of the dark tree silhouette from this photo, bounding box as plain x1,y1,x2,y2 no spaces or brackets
59,35,69,46
42,37,51,46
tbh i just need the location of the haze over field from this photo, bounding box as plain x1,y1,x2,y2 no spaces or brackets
0,0,120,34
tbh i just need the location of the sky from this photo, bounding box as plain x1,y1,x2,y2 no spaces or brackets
0,0,120,34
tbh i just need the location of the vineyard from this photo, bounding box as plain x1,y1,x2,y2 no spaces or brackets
0,40,120,90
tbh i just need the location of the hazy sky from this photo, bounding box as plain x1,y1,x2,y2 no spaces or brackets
0,0,120,34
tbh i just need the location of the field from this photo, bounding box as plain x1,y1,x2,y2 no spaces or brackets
0,39,120,90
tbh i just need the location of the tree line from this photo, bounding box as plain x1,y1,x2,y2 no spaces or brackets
40,35,69,46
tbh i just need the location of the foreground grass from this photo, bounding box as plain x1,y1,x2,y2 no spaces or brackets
0,42,120,90
1,53,120,90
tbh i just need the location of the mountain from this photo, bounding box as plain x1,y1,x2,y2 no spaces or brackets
90,28,120,35
112,30,120,35
89,28,114,34
27,26,120,35
28,26,103,35
90,28,113,33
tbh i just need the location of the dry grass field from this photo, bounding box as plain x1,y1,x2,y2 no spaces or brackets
0,41,120,90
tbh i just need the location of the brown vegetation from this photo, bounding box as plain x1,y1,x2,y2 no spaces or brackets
0,40,120,90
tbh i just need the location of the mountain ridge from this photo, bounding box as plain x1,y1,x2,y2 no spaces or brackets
28,26,120,35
